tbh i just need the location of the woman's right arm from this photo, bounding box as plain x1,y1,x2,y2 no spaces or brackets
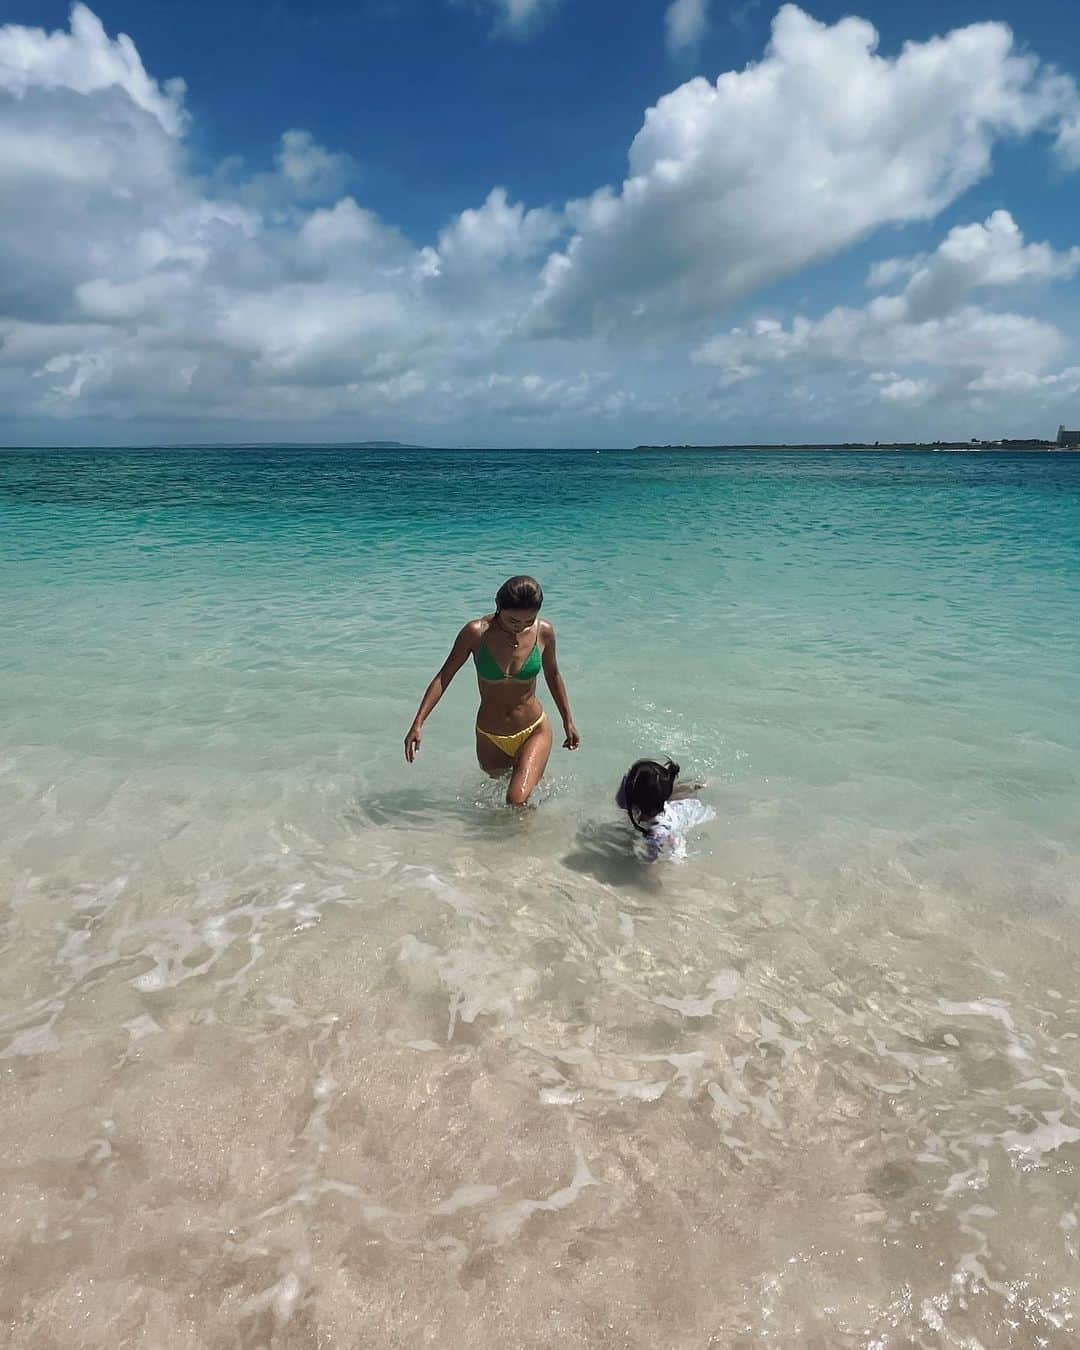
404,623,478,763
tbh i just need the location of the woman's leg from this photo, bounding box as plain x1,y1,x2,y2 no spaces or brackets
475,729,512,778
506,718,553,806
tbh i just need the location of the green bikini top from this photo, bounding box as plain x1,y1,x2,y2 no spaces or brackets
474,635,542,683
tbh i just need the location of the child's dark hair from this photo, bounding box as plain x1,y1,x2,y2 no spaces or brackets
622,758,680,835
495,575,543,612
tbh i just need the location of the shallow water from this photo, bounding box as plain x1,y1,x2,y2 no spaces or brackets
2,447,1080,1346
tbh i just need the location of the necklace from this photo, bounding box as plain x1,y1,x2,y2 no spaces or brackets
496,615,532,647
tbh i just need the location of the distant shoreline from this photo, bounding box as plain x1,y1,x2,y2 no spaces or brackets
3,440,1079,454
632,440,1075,452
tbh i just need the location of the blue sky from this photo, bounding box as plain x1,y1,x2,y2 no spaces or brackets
2,0,1079,444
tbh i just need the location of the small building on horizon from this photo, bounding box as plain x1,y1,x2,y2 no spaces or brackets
1057,424,1080,446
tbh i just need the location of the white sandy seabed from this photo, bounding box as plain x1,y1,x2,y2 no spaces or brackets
3,749,1080,1349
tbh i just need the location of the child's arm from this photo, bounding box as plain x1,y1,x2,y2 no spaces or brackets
642,826,665,864
670,777,706,800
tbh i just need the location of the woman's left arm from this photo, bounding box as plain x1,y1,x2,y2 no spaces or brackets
541,624,580,750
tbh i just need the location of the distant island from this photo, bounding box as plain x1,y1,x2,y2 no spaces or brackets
146,440,431,450
632,439,1074,452
15,440,435,451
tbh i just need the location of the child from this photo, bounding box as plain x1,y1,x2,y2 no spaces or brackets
616,758,715,863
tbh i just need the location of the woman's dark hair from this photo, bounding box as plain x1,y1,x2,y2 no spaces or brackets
622,758,680,835
495,575,543,613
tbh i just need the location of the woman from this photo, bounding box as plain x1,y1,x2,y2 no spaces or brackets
403,575,580,806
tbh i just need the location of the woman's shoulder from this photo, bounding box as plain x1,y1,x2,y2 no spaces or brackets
457,618,489,648
539,618,555,639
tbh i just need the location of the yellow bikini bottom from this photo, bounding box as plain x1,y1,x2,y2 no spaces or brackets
477,713,546,760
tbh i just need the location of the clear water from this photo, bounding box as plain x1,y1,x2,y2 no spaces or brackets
2,447,1080,1347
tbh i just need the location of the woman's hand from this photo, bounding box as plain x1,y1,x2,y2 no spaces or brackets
562,721,581,751
404,723,422,763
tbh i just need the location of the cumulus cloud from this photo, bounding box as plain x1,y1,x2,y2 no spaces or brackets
865,255,924,291
2,3,1080,441
694,212,1078,410
275,129,355,201
1053,113,1080,169
696,306,1064,382
0,22,192,325
0,6,490,424
877,377,932,406
0,0,575,431
969,366,1080,395
665,0,710,54
528,5,1080,336
866,211,1080,322
297,197,397,263
0,1,185,133
422,187,563,282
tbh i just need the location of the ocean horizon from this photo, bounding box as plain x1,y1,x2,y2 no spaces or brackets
3,440,1076,452
3,445,1080,1346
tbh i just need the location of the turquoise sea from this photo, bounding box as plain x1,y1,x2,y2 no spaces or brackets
3,447,1080,1346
